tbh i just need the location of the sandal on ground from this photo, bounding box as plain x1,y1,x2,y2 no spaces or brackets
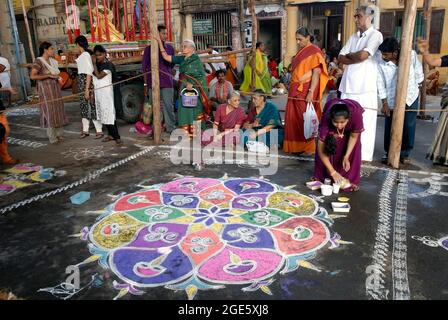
115,139,123,145
80,132,90,139
400,158,411,165
102,136,114,142
94,133,105,139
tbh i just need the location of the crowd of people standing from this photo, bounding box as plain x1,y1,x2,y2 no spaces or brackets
1,4,448,194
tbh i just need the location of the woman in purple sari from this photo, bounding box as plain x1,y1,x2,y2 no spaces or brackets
313,99,364,192
202,91,246,146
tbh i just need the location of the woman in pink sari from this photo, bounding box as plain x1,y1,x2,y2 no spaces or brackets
313,98,364,192
202,91,246,146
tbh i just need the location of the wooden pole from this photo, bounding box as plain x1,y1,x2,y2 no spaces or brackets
388,0,418,168
249,0,257,91
20,0,35,62
149,0,162,144
419,0,432,118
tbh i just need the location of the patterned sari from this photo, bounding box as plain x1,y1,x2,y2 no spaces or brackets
242,101,284,147
239,49,272,94
32,59,68,129
284,44,329,154
172,54,208,136
202,103,246,146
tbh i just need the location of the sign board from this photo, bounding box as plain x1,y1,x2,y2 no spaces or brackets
13,0,32,12
193,19,213,35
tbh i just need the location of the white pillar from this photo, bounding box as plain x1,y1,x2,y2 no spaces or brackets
185,14,193,40
285,5,299,66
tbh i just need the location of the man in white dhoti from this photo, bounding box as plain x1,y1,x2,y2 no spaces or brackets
338,6,383,162
0,55,12,108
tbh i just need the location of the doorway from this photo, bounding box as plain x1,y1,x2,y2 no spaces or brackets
327,16,343,58
258,19,281,59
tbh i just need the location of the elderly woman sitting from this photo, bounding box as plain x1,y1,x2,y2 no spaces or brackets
202,91,246,147
242,90,284,148
156,38,209,138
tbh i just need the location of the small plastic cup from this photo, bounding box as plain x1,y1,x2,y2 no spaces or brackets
333,183,340,194
321,185,333,196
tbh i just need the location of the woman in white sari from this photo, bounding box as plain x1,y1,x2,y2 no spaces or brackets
92,45,121,144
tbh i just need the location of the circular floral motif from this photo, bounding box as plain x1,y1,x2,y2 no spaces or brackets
83,177,338,299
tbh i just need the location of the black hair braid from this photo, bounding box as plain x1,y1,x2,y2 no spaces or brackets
324,135,337,156
324,103,350,155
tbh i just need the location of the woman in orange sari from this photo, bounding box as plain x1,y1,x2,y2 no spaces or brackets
284,27,329,155
225,46,238,86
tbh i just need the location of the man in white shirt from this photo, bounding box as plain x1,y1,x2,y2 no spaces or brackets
338,6,383,162
0,55,12,108
377,37,424,165
206,44,226,72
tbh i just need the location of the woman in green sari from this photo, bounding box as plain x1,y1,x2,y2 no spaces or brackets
156,38,209,137
240,42,272,95
242,90,284,148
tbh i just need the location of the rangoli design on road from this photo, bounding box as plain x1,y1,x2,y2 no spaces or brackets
71,176,350,300
411,235,448,251
0,163,65,197
408,174,448,198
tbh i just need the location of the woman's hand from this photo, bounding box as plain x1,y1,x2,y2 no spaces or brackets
417,38,429,54
331,171,345,185
306,91,313,103
8,87,18,95
249,132,257,140
381,102,390,116
343,156,351,172
186,83,194,91
213,133,222,144
243,123,253,130
154,34,163,46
